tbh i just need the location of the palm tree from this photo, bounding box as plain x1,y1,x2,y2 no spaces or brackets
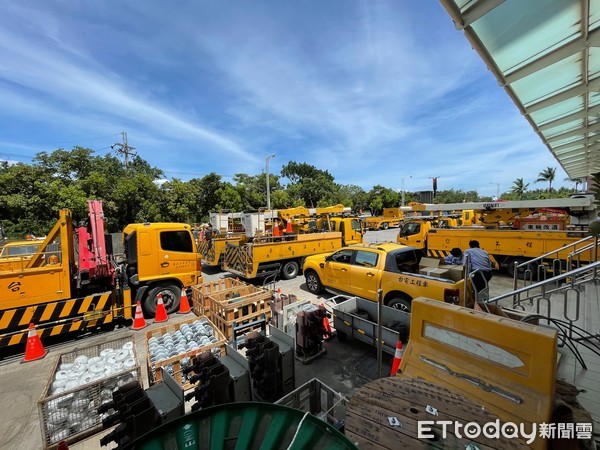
564,176,583,192
510,178,530,200
536,167,557,193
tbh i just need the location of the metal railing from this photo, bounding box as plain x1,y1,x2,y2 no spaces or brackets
488,261,600,368
511,235,598,292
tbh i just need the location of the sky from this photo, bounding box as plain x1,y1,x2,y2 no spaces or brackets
0,1,573,198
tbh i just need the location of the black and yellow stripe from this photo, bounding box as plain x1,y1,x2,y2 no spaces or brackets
427,249,449,259
224,243,251,276
198,241,216,265
0,291,123,348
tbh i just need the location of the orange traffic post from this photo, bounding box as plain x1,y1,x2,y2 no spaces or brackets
131,301,148,330
273,224,281,237
154,293,168,323
178,289,191,314
285,220,293,233
390,340,404,377
22,323,47,363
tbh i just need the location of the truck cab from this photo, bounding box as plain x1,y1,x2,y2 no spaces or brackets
123,222,203,315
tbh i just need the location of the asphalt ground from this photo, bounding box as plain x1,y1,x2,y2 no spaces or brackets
0,228,517,449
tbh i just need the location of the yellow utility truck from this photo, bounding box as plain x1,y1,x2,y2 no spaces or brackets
0,200,203,350
398,196,596,277
303,242,469,312
223,215,364,279
197,210,248,268
365,207,405,230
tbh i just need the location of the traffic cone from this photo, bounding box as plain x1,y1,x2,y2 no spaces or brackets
390,340,404,377
275,287,282,302
178,289,191,314
131,301,148,330
323,315,333,340
273,224,281,237
154,293,168,323
57,441,69,450
285,220,293,233
22,323,47,363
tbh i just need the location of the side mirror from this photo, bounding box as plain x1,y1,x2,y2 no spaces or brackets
325,255,332,262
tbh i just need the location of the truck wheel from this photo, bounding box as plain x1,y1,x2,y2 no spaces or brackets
387,297,412,313
144,284,181,316
507,259,535,280
305,271,324,294
381,222,389,230
281,261,300,280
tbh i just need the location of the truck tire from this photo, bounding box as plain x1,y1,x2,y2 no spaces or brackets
507,258,536,280
305,270,324,294
387,296,412,313
381,222,389,230
281,260,300,280
144,284,181,316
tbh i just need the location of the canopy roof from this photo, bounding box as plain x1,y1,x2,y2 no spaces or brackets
439,0,600,179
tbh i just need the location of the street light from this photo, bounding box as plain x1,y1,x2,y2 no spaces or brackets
490,182,500,199
266,153,276,210
401,176,412,207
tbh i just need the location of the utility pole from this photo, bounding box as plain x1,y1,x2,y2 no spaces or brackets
490,182,500,199
112,131,137,166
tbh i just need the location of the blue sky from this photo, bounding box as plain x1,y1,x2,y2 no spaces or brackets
0,1,570,198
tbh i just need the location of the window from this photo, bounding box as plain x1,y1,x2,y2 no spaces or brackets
354,250,378,267
395,250,419,273
160,231,194,253
351,219,362,232
402,223,421,236
331,249,353,263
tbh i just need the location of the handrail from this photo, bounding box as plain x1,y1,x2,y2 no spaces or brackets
512,235,597,285
490,260,600,306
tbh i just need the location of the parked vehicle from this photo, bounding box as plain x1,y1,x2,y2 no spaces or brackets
303,242,469,312
0,200,203,350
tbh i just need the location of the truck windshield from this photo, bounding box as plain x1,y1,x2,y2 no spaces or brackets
1,244,40,257
400,222,421,237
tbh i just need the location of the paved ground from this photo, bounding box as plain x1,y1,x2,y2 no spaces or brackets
0,228,518,449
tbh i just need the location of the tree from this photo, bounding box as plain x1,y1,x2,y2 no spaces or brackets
536,167,556,193
367,185,400,216
510,178,530,200
564,176,584,193
281,162,336,207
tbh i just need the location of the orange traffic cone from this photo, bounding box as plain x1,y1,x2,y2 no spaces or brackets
323,315,333,340
390,340,404,377
178,289,191,314
275,287,282,302
285,220,293,233
154,293,168,323
273,224,281,237
131,301,148,330
22,323,47,363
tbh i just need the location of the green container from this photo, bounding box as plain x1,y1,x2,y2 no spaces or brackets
123,402,357,450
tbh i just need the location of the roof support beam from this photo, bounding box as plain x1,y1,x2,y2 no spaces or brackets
545,122,600,143
538,104,600,131
505,28,600,84
525,77,600,114
438,0,505,30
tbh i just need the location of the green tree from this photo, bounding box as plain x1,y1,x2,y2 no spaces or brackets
510,178,530,200
367,185,400,215
281,162,336,207
536,167,557,193
564,176,584,193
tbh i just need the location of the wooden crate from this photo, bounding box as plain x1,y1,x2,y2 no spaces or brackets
207,289,273,340
145,316,226,391
190,278,247,316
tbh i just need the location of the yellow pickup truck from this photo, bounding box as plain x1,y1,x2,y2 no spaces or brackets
303,242,470,312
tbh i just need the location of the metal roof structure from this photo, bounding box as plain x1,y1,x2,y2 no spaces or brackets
439,0,600,180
